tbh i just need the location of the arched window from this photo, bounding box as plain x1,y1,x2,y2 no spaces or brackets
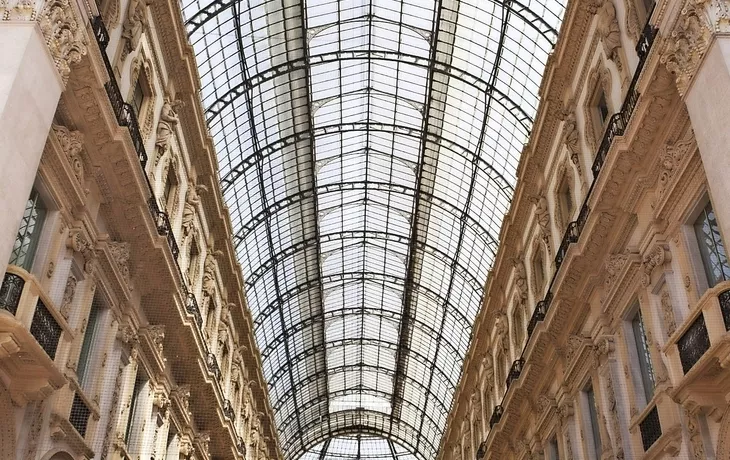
532,245,546,297
187,237,200,286
559,175,574,229
512,301,525,350
163,162,179,216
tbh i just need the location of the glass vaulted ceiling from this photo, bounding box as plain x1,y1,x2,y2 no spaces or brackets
181,0,564,458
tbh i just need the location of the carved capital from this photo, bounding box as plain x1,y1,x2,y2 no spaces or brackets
641,244,672,286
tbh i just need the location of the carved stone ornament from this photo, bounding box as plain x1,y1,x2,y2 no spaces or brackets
685,408,706,459
660,1,715,96
604,370,624,459
661,289,677,336
655,127,695,201
121,0,152,60
602,251,628,302
171,384,191,415
66,228,95,274
152,387,169,413
146,324,165,355
154,98,184,164
196,432,211,457
563,111,583,175
38,0,88,85
565,334,585,363
512,256,528,303
178,434,195,457
641,244,672,286
528,192,552,253
182,182,208,237
593,336,615,361
537,394,553,414
53,124,88,193
596,0,623,72
118,323,138,345
60,274,77,319
558,401,574,423
108,241,131,286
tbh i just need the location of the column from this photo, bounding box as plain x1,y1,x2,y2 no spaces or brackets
671,3,730,238
0,0,88,275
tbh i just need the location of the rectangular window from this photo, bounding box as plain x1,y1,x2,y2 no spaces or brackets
632,310,655,404
125,373,146,443
585,384,602,460
76,294,103,387
132,81,145,117
597,91,609,126
694,201,729,287
9,189,46,270
548,436,560,460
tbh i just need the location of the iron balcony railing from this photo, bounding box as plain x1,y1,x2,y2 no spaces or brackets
147,198,180,260
476,441,487,460
69,392,92,438
488,405,503,428
0,272,24,315
639,405,662,451
223,399,236,421
207,352,222,381
185,292,203,328
485,20,659,443
506,358,524,390
90,15,148,168
677,313,710,374
30,298,63,360
719,288,730,331
527,292,553,339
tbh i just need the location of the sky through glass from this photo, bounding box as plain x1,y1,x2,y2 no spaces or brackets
180,0,565,458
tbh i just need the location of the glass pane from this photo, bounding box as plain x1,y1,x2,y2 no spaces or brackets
694,201,730,287
632,310,655,404
77,295,102,387
586,385,601,460
9,189,46,270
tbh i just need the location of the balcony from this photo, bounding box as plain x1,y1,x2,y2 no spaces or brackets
639,405,662,452
527,292,553,339
506,359,524,390
677,314,710,374
206,352,222,381
147,198,179,260
223,398,236,421
69,391,93,438
0,266,69,405
488,405,503,428
186,292,203,328
719,288,730,331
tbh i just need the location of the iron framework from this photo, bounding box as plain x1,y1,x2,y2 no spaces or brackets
181,0,565,458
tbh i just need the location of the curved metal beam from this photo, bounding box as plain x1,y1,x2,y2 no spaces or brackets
246,230,483,298
282,409,434,460
265,336,458,405
276,386,447,451
232,181,504,255
258,303,462,373
252,270,474,342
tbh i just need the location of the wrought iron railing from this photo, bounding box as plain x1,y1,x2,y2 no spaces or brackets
147,198,180,260
90,15,148,168
719,289,730,331
186,292,203,328
476,441,486,460
488,405,503,428
0,272,24,315
223,399,236,421
70,392,92,437
30,298,63,360
506,358,524,389
207,352,222,381
677,313,710,374
639,405,661,451
527,292,553,339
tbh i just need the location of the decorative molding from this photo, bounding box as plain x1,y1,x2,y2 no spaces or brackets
107,241,131,287
641,244,672,286
53,124,89,195
38,0,88,85
60,273,77,319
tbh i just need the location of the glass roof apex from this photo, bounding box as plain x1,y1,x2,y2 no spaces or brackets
180,0,566,458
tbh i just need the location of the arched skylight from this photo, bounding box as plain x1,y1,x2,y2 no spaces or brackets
180,0,566,459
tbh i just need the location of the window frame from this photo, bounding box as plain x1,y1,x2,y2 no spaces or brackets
583,383,602,460
629,307,655,405
692,200,729,288
9,187,48,271
76,293,105,388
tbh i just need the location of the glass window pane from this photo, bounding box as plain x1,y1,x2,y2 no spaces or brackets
9,189,46,270
632,310,655,404
694,201,730,287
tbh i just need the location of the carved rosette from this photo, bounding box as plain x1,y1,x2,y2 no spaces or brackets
66,228,95,274
38,0,88,85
